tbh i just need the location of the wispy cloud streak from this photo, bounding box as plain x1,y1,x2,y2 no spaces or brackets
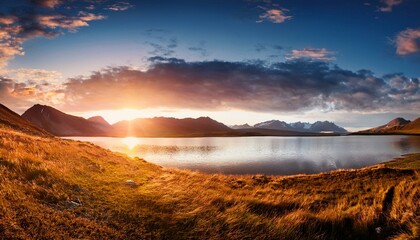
379,0,404,12
286,48,336,61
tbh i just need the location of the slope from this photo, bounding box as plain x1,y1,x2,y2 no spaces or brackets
0,103,51,137
22,104,111,136
356,117,420,135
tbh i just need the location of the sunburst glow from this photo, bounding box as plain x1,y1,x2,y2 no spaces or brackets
122,137,139,149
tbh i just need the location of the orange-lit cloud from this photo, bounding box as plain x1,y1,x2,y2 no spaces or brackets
4,68,63,84
286,48,336,61
31,0,63,9
0,76,64,111
0,16,17,25
257,8,292,24
395,28,420,55
0,1,108,68
37,12,105,31
379,0,403,12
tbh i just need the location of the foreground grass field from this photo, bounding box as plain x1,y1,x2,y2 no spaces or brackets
0,127,418,239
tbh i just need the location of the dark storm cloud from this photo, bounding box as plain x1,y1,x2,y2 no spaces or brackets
57,57,419,112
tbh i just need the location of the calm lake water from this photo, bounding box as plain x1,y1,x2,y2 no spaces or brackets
65,136,420,175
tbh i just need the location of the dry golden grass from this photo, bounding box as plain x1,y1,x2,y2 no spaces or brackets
0,128,418,239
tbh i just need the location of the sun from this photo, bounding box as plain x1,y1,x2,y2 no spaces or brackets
122,137,139,149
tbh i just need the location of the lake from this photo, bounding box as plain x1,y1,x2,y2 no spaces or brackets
65,135,420,175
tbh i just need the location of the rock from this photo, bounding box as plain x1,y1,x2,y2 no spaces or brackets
125,180,138,187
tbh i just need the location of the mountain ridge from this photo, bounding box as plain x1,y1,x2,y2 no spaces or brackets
237,120,348,133
22,104,110,136
355,117,420,135
0,104,51,137
112,116,234,137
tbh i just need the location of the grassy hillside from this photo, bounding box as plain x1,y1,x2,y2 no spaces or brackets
0,127,419,239
0,104,51,137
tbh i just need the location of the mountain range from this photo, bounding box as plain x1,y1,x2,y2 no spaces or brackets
233,120,348,134
19,104,351,137
0,103,417,136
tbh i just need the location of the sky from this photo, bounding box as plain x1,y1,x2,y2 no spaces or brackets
0,0,419,131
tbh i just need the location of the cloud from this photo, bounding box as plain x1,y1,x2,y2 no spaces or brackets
286,48,336,61
257,8,292,23
106,2,134,11
379,0,403,12
3,68,63,84
254,44,283,52
255,44,267,52
0,15,18,25
188,41,208,57
0,3,107,67
395,28,420,55
37,12,105,31
0,76,64,112
30,0,63,9
146,38,178,57
38,57,416,114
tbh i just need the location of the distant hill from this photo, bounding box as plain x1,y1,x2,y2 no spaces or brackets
112,117,234,137
309,121,348,133
22,104,111,136
251,120,347,134
87,116,112,131
0,104,51,137
355,117,420,135
230,123,253,129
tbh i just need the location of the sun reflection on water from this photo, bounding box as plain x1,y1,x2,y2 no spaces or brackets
122,137,139,149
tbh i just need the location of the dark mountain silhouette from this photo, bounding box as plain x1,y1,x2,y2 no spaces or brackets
251,120,347,133
22,104,110,136
0,104,51,137
112,117,234,137
355,117,419,135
